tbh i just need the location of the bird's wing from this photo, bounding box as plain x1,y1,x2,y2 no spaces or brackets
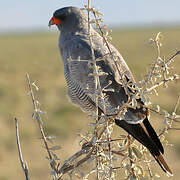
61,34,130,115
61,33,144,118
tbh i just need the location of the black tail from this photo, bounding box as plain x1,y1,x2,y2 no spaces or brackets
115,118,173,175
143,118,164,154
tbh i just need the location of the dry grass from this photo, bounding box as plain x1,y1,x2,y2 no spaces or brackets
0,27,179,179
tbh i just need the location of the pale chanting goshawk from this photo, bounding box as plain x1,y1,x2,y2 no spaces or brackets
49,6,173,175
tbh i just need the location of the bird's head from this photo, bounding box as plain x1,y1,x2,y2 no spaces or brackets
49,6,88,32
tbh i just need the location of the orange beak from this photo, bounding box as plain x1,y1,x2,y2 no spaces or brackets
48,17,62,27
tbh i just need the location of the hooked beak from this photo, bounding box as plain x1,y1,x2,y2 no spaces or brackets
48,17,62,27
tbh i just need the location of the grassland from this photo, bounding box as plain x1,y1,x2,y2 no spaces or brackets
0,26,180,179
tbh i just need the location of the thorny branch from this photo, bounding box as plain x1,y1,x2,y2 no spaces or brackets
145,74,179,93
92,8,128,88
86,0,116,179
145,32,162,85
158,93,180,137
87,0,101,178
26,74,59,178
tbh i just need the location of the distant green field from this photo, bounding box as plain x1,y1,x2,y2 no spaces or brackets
0,27,179,179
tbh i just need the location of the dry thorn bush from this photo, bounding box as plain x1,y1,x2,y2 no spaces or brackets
14,1,180,180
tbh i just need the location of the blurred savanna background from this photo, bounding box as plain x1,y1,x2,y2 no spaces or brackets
0,0,180,179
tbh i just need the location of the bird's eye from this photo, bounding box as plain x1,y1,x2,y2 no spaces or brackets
54,12,66,21
58,14,66,21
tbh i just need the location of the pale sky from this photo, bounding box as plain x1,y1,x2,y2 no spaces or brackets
1,0,180,32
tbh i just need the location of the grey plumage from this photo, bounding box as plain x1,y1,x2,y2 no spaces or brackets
49,6,173,175
56,7,136,120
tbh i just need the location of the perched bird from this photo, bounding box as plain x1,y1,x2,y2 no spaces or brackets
49,6,173,175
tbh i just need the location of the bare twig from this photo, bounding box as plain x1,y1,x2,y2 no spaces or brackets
148,107,180,123
106,121,113,179
15,117,30,180
112,166,123,170
58,146,95,178
173,93,180,114
145,32,162,84
156,93,180,137
87,1,107,179
165,50,180,65
92,9,126,85
103,149,125,157
145,75,179,93
97,138,127,144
